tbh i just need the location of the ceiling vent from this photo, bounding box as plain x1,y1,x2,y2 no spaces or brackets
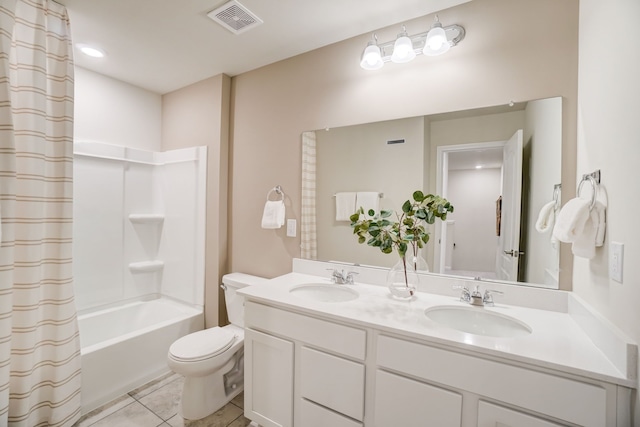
207,0,263,35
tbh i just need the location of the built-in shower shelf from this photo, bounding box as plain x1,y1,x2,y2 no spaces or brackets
128,214,165,224
129,260,164,273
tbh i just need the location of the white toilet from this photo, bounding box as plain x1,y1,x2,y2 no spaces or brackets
167,272,268,420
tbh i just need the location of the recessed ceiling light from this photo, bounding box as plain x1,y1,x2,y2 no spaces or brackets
77,44,105,58
475,165,482,169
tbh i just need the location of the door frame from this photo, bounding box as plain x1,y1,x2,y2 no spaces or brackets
434,140,506,275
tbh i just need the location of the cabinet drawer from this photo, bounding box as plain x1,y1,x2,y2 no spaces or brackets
299,399,363,427
377,335,606,427
374,369,462,427
245,301,366,359
300,346,365,421
478,401,565,427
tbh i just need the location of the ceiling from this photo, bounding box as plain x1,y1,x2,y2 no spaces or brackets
57,0,469,94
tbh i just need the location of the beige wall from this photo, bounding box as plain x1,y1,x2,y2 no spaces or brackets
576,0,640,419
229,0,578,283
162,74,231,327
315,117,424,268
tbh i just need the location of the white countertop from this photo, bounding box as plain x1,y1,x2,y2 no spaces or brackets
239,272,637,388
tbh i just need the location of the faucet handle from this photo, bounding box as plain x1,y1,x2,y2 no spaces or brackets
345,271,358,284
482,289,504,307
452,285,471,303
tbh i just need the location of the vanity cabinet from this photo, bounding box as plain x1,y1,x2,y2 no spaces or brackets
243,300,628,427
244,301,366,427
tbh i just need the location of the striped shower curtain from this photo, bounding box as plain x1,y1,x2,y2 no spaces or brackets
0,1,82,426
301,131,317,259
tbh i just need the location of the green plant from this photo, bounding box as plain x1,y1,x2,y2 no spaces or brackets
349,190,454,265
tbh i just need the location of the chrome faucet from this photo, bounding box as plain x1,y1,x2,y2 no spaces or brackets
453,284,503,307
327,268,357,284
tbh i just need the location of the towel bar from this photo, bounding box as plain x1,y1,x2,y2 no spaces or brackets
332,192,383,198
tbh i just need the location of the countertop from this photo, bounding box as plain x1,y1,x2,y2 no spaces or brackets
239,272,636,388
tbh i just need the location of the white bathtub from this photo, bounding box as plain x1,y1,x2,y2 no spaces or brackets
78,298,203,414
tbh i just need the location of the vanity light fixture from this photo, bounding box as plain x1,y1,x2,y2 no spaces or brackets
359,15,465,70
391,25,416,63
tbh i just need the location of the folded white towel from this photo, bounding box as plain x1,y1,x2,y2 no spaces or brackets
571,207,598,259
594,201,606,247
552,198,590,243
261,200,285,229
335,192,356,221
356,192,380,218
535,201,556,233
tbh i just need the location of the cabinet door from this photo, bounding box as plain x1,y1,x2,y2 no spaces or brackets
244,328,294,427
478,401,565,427
374,370,462,427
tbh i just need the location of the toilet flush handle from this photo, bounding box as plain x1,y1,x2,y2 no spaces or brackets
220,284,227,291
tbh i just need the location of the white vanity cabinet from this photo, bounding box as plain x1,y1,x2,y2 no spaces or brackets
244,301,367,427
243,298,631,427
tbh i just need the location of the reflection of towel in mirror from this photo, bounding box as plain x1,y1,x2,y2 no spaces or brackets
552,198,590,243
535,201,556,233
356,192,380,219
261,200,285,229
571,201,606,259
335,192,356,221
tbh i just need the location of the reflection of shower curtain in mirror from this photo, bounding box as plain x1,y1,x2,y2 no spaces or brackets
0,1,82,425
301,131,317,259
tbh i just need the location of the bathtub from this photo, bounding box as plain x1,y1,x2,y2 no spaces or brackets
78,297,203,414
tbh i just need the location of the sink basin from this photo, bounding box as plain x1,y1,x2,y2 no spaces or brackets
289,283,359,303
424,305,532,338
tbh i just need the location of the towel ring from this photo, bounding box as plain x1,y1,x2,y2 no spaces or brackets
577,175,598,211
267,185,285,201
552,184,561,211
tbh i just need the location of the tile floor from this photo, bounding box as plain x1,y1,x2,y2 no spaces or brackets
75,372,252,427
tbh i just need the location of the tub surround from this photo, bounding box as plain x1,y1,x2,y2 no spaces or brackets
238,259,636,426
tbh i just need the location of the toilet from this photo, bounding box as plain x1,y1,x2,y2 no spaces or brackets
167,272,268,420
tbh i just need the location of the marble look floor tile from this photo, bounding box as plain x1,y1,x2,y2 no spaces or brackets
130,372,183,400
226,415,252,427
75,395,136,427
165,403,243,427
89,401,165,427
230,392,244,409
138,377,184,421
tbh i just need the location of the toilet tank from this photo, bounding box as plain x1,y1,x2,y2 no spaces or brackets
222,273,268,327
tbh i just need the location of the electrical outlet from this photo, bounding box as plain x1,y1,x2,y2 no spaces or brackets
609,242,624,283
286,219,297,237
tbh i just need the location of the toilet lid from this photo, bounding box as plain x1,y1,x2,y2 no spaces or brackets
169,327,236,362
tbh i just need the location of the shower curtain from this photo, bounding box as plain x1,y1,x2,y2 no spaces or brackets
301,131,317,259
0,1,81,426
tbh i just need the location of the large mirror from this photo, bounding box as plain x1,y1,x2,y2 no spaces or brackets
301,97,562,288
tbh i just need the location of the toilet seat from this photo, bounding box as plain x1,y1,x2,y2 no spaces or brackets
169,327,236,362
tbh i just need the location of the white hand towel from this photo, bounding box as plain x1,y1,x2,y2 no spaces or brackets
552,198,590,243
571,207,599,259
356,192,380,218
594,201,606,247
261,200,285,229
335,192,356,221
535,201,556,233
